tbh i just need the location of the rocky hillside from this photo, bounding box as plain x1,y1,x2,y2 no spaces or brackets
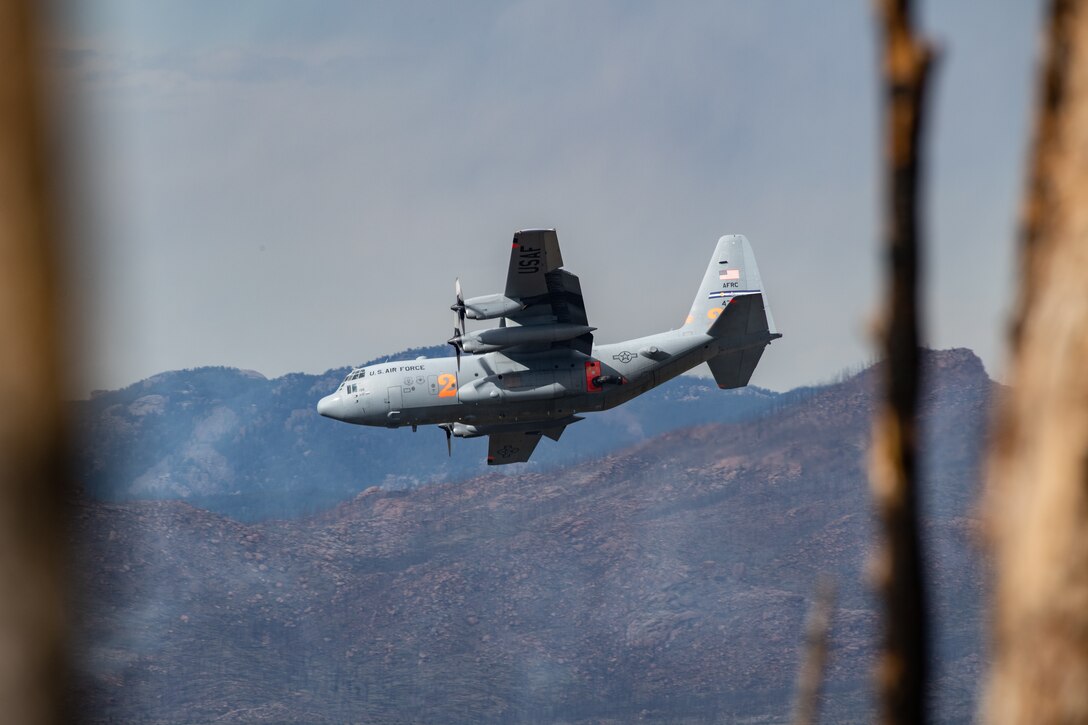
69,349,992,723
72,345,790,520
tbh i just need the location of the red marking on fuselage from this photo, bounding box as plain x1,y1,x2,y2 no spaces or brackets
585,361,602,392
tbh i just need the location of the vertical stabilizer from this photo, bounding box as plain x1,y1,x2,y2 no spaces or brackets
683,234,778,334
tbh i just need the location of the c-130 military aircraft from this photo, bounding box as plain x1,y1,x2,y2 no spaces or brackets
317,230,780,464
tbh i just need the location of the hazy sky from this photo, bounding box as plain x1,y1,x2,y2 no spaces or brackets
51,1,1041,395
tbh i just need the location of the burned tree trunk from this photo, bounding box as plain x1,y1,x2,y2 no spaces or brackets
870,1,935,723
985,1,1088,722
0,1,71,723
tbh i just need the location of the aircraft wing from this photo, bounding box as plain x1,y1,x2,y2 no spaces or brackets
503,229,593,354
505,229,563,299
486,431,542,465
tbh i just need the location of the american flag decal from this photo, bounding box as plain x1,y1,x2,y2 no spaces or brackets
719,269,740,281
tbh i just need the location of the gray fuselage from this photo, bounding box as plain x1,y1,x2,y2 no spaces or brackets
316,328,725,430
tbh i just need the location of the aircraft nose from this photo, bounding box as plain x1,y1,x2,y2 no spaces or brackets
316,394,341,419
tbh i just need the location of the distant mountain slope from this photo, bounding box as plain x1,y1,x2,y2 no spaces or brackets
70,348,992,724
73,345,789,520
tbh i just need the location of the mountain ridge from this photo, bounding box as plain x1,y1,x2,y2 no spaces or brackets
71,347,992,723
73,344,793,520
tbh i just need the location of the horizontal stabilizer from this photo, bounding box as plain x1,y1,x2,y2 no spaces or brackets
706,293,779,389
708,346,767,390
707,293,777,343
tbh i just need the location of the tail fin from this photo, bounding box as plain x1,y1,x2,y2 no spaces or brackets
683,234,778,335
684,235,780,390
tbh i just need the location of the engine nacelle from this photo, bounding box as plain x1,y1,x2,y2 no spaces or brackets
457,380,568,404
459,323,595,354
463,294,524,320
450,422,483,438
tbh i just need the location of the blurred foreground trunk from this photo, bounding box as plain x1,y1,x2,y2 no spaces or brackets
985,1,1088,722
0,1,70,723
870,1,934,723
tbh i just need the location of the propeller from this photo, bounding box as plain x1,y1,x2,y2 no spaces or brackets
451,277,466,331
447,278,466,370
447,320,462,370
439,424,452,457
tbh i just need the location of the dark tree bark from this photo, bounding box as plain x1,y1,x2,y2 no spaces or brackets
0,1,71,723
870,1,934,723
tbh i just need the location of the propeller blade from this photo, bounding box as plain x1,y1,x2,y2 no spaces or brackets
446,278,465,369
453,277,466,331
447,328,462,370
440,425,452,457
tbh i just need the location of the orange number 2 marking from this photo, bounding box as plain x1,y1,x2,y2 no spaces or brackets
438,373,457,398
